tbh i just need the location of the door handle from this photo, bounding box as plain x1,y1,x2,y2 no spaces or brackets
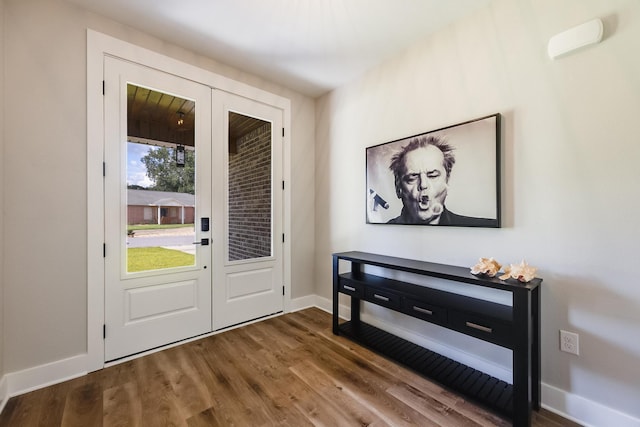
192,238,209,246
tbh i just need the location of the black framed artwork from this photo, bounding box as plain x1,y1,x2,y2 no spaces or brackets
366,114,501,227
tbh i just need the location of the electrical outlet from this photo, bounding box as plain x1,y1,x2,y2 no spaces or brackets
560,330,579,355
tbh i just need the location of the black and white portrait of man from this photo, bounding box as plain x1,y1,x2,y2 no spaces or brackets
366,114,500,227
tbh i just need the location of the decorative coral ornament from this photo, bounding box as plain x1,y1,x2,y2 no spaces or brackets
499,260,537,283
470,257,502,278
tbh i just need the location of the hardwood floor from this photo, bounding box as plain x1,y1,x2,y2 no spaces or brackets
0,308,581,426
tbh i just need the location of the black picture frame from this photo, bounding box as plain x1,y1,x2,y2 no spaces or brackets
366,113,501,227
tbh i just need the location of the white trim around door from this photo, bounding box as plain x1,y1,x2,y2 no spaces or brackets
87,29,292,372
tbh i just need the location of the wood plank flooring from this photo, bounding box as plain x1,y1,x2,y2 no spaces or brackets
0,308,581,426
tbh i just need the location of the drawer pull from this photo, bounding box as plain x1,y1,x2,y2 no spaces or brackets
413,306,433,315
465,321,493,333
343,285,356,292
374,294,390,302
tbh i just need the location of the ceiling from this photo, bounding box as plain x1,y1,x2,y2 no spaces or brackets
127,84,195,146
67,0,491,97
127,83,266,149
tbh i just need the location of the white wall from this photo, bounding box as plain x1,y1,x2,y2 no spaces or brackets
1,0,315,373
315,0,640,423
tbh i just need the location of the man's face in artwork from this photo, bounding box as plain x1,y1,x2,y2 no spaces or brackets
398,145,449,223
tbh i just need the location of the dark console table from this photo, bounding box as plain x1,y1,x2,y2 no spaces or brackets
332,251,541,427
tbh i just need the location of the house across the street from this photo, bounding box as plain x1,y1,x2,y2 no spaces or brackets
127,189,195,225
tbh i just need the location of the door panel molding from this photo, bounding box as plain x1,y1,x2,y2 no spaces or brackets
126,280,197,322
227,268,274,299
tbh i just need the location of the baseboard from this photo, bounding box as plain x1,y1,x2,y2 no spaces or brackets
1,297,639,427
4,353,87,399
0,375,8,414
542,383,640,427
290,294,319,312
313,294,347,317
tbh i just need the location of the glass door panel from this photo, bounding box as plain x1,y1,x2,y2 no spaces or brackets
227,112,272,262
126,84,196,272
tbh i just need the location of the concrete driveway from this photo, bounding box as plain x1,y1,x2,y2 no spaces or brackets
127,227,197,255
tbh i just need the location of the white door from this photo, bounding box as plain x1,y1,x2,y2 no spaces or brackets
212,92,284,329
104,57,212,361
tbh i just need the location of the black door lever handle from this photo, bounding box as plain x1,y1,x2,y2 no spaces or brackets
192,238,209,246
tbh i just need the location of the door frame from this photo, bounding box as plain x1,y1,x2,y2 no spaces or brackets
87,30,292,372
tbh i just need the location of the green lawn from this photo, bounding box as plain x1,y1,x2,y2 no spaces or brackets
128,223,194,231
127,247,195,272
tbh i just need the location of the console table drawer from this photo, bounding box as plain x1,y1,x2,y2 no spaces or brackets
339,279,364,297
402,298,447,324
449,311,513,348
365,288,401,310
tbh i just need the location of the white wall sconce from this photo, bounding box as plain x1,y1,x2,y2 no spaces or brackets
548,18,604,59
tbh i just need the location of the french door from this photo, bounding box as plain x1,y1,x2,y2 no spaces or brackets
104,57,212,361
103,56,283,361
212,92,284,330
